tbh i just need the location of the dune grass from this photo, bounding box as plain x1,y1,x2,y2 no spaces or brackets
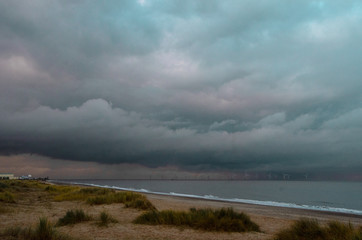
0,180,51,203
86,191,156,210
0,180,48,203
134,207,260,232
57,209,92,226
0,180,54,204
97,211,118,227
50,185,155,210
1,217,73,240
0,181,9,190
0,191,16,203
273,218,362,240
1,180,155,211
1,180,46,191
46,185,83,200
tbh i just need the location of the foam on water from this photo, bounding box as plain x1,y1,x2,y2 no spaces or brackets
49,180,362,216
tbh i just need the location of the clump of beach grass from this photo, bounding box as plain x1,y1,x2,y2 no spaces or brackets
0,180,52,203
46,185,83,200
45,185,156,210
0,180,54,204
34,217,56,240
134,207,260,232
0,181,9,190
0,217,73,240
0,191,16,203
57,209,92,226
4,180,46,190
97,211,118,227
87,191,156,210
273,218,362,240
51,186,115,202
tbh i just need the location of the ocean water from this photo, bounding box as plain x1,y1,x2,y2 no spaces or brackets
54,179,362,215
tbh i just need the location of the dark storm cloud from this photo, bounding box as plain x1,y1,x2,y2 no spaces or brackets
1,1,362,173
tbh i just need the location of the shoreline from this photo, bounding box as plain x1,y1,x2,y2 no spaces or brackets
144,192,362,224
49,179,362,222
2,180,362,240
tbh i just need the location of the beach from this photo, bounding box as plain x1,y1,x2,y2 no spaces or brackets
1,181,361,240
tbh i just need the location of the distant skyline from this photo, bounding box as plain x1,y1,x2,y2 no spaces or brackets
1,1,362,179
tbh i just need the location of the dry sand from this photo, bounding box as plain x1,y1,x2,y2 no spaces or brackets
1,182,361,240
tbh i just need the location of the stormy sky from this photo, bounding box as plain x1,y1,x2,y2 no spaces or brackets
1,1,362,178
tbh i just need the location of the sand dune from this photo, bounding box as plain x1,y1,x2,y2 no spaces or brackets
1,182,361,240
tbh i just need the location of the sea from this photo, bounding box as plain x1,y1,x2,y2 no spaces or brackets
52,179,362,215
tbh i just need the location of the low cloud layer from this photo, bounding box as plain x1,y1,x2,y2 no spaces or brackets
1,1,362,175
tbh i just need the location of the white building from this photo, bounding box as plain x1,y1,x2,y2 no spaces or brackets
0,173,15,180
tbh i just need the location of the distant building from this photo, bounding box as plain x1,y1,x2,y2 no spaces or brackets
0,173,15,180
19,174,33,180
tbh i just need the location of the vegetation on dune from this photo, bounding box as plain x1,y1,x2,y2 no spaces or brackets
0,181,9,190
46,185,82,200
0,191,16,203
273,218,362,240
34,217,57,240
2,180,362,240
1,180,155,211
78,187,112,195
87,191,156,210
45,185,76,193
0,217,74,240
0,180,43,203
97,211,118,227
124,197,155,210
57,209,92,226
1,180,46,191
0,180,63,204
48,185,155,210
134,207,260,232
0,180,49,203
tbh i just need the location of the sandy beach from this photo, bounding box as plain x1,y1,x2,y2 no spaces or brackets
2,1,362,239
1,181,361,240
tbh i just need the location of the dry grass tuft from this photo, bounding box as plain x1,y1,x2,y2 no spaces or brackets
0,191,16,203
57,209,92,226
273,218,362,240
97,211,118,227
134,207,260,232
46,185,82,201
87,191,156,210
1,180,46,190
45,184,156,210
0,217,74,240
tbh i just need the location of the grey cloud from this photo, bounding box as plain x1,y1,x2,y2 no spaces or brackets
258,112,286,126
209,120,237,131
1,99,361,172
322,108,362,129
1,1,362,175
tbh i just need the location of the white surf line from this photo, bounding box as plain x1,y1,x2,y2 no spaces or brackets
49,180,362,216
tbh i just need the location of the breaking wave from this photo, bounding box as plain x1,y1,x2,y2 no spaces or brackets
49,180,362,216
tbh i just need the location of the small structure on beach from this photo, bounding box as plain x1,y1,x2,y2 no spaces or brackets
0,173,16,180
